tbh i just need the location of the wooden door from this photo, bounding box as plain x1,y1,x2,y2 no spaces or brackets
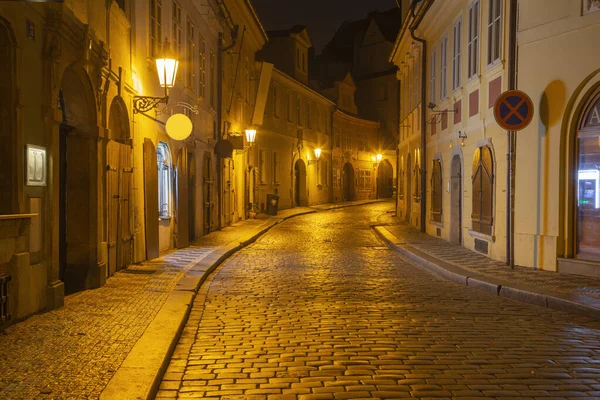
107,141,120,277
223,158,233,226
119,144,133,269
188,152,196,242
143,139,159,260
176,148,190,249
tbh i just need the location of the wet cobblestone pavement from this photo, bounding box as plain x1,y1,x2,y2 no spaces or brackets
0,246,213,399
160,202,600,399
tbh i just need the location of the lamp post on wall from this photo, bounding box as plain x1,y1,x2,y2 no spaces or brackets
133,41,179,114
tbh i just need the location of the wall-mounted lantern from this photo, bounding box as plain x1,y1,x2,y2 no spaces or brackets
308,148,322,165
133,41,179,114
245,129,257,146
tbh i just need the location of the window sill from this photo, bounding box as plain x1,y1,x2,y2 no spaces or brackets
467,229,495,242
429,220,443,228
159,216,172,221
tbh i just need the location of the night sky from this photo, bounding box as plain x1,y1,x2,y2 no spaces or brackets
251,0,399,54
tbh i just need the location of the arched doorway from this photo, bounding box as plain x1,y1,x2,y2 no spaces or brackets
450,154,462,244
59,65,98,294
294,159,307,206
107,97,132,277
203,152,214,235
0,18,17,214
575,91,600,260
342,162,355,201
405,154,412,222
377,159,394,198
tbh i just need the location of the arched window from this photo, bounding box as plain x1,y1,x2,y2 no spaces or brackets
157,142,173,218
472,146,494,234
414,149,421,202
431,159,442,222
576,93,600,260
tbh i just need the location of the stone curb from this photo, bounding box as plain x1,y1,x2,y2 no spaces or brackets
372,225,600,320
100,210,316,400
311,199,387,211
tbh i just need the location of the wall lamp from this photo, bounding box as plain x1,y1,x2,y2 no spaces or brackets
235,129,257,154
308,148,322,165
134,41,179,114
458,130,467,146
372,153,383,165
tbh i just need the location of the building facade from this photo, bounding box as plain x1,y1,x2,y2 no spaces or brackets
391,0,515,262
515,0,600,276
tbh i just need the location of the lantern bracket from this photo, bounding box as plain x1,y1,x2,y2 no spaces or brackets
133,95,169,114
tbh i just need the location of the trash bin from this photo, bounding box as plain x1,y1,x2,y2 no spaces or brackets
266,194,279,216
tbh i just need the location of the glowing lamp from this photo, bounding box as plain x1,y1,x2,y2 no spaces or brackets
377,154,383,162
245,129,257,145
166,113,193,140
156,58,179,88
314,148,322,160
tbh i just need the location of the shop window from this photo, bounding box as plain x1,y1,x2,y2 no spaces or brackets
157,142,173,218
472,145,493,234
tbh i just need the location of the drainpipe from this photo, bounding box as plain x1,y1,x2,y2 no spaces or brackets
507,0,518,268
409,0,428,233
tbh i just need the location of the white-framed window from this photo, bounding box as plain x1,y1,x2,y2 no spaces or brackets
186,18,195,89
358,134,367,152
488,0,502,65
440,35,448,100
149,0,162,58
358,169,371,191
273,152,280,183
297,97,302,126
259,150,266,184
468,0,480,79
172,1,182,57
430,49,436,104
198,33,206,99
408,63,413,111
413,55,420,107
157,142,172,218
452,17,462,91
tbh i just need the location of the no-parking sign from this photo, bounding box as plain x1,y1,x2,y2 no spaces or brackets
493,90,534,131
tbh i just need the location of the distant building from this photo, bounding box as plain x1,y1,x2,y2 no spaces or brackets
316,7,403,199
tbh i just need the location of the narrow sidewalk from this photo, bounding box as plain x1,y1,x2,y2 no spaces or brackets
373,219,600,320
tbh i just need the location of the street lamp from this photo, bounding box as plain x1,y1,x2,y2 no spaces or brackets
133,41,179,114
245,129,257,146
308,148,321,165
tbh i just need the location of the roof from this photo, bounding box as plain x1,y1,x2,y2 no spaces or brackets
266,25,307,38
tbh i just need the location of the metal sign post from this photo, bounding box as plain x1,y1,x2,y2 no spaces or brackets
494,90,534,269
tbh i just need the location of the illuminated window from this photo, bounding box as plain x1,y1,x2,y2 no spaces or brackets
358,169,371,191
157,142,172,218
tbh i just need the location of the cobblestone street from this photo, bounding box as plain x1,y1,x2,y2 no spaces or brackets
160,203,600,399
